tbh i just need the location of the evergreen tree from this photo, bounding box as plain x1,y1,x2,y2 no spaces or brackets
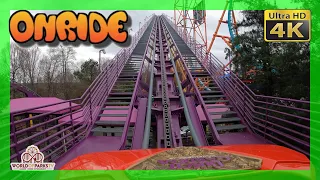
232,1,310,100
74,59,99,84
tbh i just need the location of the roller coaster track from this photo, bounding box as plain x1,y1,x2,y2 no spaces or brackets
10,81,40,97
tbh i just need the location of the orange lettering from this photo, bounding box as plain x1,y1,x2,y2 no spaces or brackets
9,10,34,43
108,11,128,43
56,11,78,41
34,14,56,42
9,10,129,45
89,12,108,44
77,13,88,41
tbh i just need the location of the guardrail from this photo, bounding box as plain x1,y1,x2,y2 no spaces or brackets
9,15,155,163
163,15,313,156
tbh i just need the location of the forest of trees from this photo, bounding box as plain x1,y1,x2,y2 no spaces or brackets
10,42,110,100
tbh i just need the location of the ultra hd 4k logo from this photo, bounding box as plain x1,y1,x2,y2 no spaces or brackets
9,10,130,46
264,10,311,42
10,145,55,170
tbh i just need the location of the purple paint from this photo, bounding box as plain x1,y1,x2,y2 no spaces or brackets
131,98,148,149
169,162,182,169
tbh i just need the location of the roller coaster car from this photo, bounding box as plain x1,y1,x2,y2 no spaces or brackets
60,144,309,170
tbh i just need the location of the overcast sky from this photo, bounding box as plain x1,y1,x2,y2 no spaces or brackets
11,10,241,67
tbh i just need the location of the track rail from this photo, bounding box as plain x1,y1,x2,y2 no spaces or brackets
10,81,40,97
158,20,174,148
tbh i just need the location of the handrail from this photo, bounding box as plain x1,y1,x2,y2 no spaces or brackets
9,15,155,163
163,15,311,156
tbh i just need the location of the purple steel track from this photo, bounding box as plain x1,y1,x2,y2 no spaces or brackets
10,81,40,97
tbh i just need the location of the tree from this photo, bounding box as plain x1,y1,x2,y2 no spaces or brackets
224,47,233,70
24,46,40,90
58,46,76,99
39,48,61,96
10,43,42,89
10,43,21,82
74,59,99,83
232,2,309,99
9,43,86,99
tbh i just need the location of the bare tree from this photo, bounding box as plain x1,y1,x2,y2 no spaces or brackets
39,48,62,96
9,43,80,99
24,46,40,89
17,48,31,84
10,43,23,82
58,46,76,99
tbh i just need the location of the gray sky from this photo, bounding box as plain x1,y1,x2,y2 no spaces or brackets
11,10,241,66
